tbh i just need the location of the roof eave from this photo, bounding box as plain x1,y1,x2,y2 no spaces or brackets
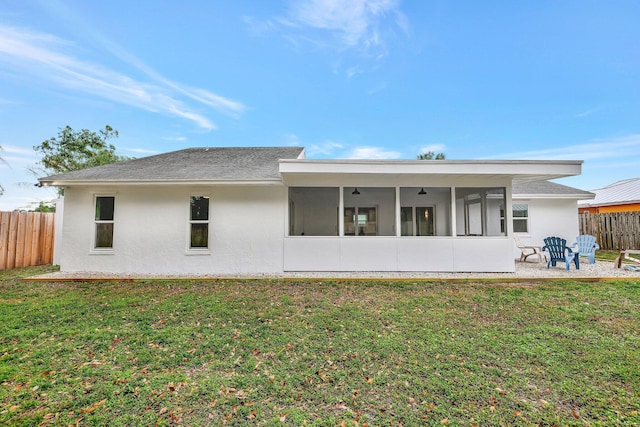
38,178,285,187
515,193,595,200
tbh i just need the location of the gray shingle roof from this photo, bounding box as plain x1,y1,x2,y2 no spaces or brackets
513,180,593,198
578,177,640,207
40,147,305,183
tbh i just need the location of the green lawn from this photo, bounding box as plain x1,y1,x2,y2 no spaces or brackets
1,267,639,426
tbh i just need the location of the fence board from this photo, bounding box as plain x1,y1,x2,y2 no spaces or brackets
579,211,640,250
29,213,40,266
0,212,9,269
42,213,54,265
16,212,28,268
0,211,55,270
6,212,18,269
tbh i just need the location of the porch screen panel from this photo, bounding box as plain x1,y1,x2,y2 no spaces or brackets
399,187,451,236
401,207,413,236
343,187,396,236
455,187,506,237
288,187,339,236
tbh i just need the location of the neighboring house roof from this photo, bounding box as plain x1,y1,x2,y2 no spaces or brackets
39,147,306,185
578,178,640,208
513,181,594,200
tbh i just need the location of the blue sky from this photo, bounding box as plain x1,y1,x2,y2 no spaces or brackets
1,0,639,210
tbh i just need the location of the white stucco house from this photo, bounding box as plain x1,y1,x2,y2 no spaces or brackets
39,147,593,275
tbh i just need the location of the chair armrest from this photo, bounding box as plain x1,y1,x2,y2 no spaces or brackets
594,243,600,250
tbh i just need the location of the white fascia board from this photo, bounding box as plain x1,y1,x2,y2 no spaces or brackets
279,159,583,177
279,160,583,186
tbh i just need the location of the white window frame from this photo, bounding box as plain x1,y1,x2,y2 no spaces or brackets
91,194,115,254
186,195,211,254
512,203,529,233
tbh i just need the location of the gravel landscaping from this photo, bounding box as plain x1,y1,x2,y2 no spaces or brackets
28,258,640,280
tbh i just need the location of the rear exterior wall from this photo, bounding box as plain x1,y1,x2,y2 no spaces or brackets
58,185,287,274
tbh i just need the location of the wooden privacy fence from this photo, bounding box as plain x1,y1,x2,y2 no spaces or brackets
0,211,55,270
579,211,640,250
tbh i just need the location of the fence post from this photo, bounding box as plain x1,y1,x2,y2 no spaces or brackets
0,212,9,269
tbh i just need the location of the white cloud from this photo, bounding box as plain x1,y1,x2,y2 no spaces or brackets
271,0,408,65
284,135,404,159
288,0,402,50
1,144,36,156
488,134,640,161
307,141,345,156
160,136,188,142
575,106,602,119
126,148,159,154
0,24,245,130
284,134,345,157
0,144,39,167
348,146,402,159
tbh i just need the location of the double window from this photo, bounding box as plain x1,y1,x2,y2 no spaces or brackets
189,196,210,249
94,196,115,249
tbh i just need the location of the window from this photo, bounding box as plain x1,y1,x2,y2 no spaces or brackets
189,196,209,249
94,196,115,249
512,204,529,232
501,204,529,233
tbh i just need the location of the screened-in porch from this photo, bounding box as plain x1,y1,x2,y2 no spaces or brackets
284,186,512,272
287,186,507,238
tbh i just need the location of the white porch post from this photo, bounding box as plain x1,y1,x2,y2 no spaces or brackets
339,186,344,237
395,186,401,236
505,184,513,236
481,191,488,235
450,186,457,237
284,186,290,237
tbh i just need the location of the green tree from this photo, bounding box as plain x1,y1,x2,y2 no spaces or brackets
417,151,446,160
34,125,131,174
31,201,56,212
34,125,132,195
